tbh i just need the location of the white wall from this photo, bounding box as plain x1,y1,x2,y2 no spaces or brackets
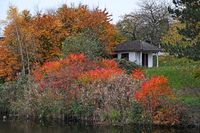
117,52,140,65
117,53,121,59
148,53,153,68
129,52,137,63
117,52,155,68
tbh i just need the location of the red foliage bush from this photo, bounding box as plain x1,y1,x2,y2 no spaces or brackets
135,76,174,110
33,54,95,90
100,59,119,69
80,68,123,82
133,74,180,125
32,54,180,125
33,54,123,101
131,69,145,81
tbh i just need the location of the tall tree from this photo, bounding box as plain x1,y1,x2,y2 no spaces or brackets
168,0,200,60
161,21,193,46
117,0,169,46
56,4,118,52
1,4,118,80
170,0,200,39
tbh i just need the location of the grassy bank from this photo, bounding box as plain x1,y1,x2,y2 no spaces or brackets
145,56,200,107
145,66,200,90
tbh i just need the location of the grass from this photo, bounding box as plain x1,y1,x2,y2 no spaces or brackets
145,66,200,90
145,56,200,106
178,96,200,106
145,56,200,90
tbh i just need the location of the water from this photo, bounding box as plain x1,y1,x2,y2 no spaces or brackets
0,120,199,133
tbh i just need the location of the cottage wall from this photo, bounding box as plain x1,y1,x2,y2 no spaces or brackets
117,52,155,68
117,52,139,65
148,53,153,67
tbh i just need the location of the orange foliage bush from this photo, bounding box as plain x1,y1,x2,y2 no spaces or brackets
133,73,180,125
153,104,182,125
131,69,145,81
134,76,174,110
80,68,123,82
100,59,119,69
33,54,123,101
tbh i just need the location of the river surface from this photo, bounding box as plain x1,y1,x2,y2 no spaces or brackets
0,120,199,133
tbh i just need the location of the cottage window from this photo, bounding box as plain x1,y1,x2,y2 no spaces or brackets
112,54,118,58
121,53,129,61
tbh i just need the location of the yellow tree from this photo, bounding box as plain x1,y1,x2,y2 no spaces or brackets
161,21,193,46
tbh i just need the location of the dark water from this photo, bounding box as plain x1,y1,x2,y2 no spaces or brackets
0,120,199,133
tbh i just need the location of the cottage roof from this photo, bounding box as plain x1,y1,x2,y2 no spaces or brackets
114,40,161,52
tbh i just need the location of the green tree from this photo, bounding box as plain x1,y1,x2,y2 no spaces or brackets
170,0,200,39
62,30,107,60
169,0,200,60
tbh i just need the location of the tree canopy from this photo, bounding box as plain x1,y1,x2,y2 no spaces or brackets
0,4,118,80
117,0,169,46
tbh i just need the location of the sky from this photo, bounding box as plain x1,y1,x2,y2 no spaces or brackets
0,0,141,23
0,0,172,35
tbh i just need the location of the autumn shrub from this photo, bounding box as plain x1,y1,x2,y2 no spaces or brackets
134,76,174,111
9,82,68,119
153,102,184,125
31,54,128,120
79,68,123,83
5,54,184,126
33,54,98,104
131,69,145,81
0,76,33,116
133,69,182,125
78,74,137,124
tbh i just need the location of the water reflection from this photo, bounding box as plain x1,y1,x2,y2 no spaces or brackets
0,120,199,133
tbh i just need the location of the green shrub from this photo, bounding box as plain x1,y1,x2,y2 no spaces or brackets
193,67,200,80
0,76,29,113
70,101,94,119
105,109,122,123
115,59,140,74
131,100,143,123
159,56,200,67
0,83,8,109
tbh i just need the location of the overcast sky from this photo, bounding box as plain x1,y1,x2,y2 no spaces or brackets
0,0,141,23
0,0,172,35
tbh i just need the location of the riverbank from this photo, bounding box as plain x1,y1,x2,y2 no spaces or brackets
0,119,199,133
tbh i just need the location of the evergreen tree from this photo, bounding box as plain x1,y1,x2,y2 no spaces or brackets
170,0,200,39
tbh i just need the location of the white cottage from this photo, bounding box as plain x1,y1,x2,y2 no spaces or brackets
114,40,161,68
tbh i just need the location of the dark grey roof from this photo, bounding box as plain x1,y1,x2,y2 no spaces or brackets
114,40,160,52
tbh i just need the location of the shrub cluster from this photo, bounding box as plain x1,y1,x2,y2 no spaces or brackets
0,54,187,126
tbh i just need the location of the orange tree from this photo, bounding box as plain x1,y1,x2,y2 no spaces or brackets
0,47,19,81
1,4,119,80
